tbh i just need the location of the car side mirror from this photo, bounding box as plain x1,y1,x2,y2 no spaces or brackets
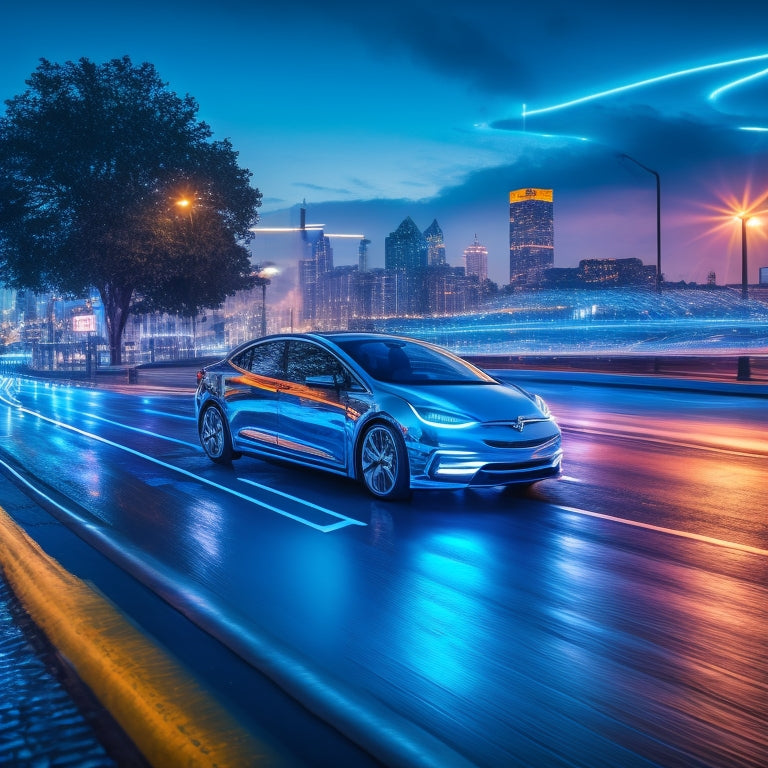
305,374,338,388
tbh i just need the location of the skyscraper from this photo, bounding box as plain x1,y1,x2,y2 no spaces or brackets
358,238,371,272
509,188,554,287
464,235,488,283
385,217,427,271
423,219,447,266
384,217,428,315
298,208,334,325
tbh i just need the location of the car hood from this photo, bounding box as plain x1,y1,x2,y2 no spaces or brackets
375,381,548,423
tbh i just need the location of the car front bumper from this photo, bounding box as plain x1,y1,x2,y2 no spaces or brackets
407,437,563,489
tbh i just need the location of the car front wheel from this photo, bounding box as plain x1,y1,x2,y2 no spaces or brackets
359,423,410,501
199,404,234,464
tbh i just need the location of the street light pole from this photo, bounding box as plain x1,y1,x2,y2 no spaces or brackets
740,214,749,300
261,280,267,337
253,263,278,337
736,213,751,380
620,154,662,292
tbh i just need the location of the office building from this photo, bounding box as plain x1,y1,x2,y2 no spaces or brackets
423,219,447,266
385,217,427,271
358,238,371,272
464,236,488,283
509,188,554,287
384,217,428,314
542,258,657,289
298,215,334,325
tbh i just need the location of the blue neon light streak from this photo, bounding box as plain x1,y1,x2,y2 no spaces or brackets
709,66,768,101
524,53,768,117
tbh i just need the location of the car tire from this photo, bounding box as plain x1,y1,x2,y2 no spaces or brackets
359,422,410,501
199,404,235,464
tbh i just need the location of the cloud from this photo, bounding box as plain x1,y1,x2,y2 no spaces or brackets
292,181,356,196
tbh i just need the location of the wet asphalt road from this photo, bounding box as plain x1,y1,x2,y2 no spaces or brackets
0,372,766,767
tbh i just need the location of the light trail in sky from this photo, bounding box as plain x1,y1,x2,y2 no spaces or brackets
523,53,768,117
250,226,364,238
252,226,323,232
708,66,768,101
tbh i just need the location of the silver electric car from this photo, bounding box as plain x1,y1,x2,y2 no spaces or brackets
195,332,562,500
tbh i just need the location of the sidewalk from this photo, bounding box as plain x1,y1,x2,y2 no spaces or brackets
0,572,146,767
0,477,148,767
0,478,267,768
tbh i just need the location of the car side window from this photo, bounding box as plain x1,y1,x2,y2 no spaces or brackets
232,341,285,378
285,341,344,384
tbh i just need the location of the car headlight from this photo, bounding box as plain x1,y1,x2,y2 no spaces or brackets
409,404,477,429
533,394,551,418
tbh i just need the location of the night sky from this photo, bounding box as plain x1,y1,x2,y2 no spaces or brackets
2,0,768,289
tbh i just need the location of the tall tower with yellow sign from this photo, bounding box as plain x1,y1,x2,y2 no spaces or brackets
509,188,554,286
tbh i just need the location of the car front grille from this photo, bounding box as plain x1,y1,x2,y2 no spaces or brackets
483,435,559,449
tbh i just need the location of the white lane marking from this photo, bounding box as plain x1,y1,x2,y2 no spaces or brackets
79,411,199,449
1,456,94,523
0,389,366,533
555,504,768,557
237,477,363,528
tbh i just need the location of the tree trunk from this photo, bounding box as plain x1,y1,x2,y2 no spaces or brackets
100,282,134,366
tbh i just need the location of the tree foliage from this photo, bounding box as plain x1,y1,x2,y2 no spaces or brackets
0,56,261,363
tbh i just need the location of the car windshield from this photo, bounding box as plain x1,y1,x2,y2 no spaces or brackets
336,338,496,384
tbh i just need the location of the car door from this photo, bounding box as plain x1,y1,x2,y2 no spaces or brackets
227,339,285,451
277,340,349,469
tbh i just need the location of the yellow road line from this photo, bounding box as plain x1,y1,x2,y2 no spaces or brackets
0,506,270,768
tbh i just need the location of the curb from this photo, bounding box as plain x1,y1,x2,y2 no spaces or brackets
0,506,271,768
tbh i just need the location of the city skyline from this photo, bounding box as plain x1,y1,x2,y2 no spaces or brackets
1,1,767,290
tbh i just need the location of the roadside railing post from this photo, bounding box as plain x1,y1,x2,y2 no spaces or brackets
737,356,751,381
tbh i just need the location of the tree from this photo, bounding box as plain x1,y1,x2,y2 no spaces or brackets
0,56,261,364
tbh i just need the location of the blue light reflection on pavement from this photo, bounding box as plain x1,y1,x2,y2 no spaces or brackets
1,356,766,767
0,383,366,533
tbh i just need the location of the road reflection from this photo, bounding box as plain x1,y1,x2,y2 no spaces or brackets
1,376,765,767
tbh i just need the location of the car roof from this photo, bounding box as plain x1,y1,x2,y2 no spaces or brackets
315,331,422,344
224,331,420,359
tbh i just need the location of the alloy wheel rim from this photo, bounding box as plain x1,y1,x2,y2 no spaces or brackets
362,426,397,495
202,409,223,456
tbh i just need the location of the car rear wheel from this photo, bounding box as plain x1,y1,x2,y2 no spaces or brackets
359,423,410,501
200,404,234,464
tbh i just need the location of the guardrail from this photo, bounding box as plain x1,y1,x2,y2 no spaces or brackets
465,354,768,383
